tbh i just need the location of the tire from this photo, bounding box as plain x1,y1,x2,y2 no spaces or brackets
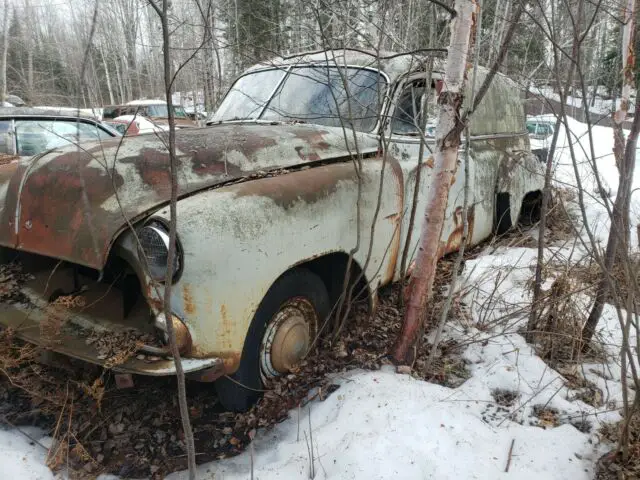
495,192,512,235
215,267,330,412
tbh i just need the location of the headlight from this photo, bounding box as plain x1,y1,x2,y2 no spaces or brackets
138,220,182,283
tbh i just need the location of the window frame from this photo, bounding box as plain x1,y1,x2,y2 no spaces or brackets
211,64,391,134
0,119,16,156
11,117,117,156
385,72,442,141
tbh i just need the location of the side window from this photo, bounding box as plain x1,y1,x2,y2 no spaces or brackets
0,121,14,155
390,79,437,136
51,121,113,144
15,120,55,156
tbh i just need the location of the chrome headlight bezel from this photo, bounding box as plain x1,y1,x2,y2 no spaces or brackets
137,218,183,284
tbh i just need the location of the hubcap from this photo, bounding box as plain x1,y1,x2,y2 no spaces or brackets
260,298,317,380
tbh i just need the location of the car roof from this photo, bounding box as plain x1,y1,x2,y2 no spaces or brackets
109,114,153,123
245,48,447,84
125,99,166,106
0,107,99,120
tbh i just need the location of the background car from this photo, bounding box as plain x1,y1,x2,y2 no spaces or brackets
102,99,195,127
0,107,121,158
106,115,169,136
526,117,556,161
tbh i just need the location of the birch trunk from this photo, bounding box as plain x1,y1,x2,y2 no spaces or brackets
392,0,478,365
0,0,9,101
100,47,115,105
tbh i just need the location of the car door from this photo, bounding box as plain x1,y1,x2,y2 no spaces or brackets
384,74,476,280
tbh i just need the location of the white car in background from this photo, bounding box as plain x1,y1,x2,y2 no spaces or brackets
526,117,555,161
105,115,169,136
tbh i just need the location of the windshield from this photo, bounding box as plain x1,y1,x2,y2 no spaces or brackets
212,66,387,132
146,104,188,119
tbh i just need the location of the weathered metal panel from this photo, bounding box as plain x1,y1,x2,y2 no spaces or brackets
129,156,403,369
0,123,379,270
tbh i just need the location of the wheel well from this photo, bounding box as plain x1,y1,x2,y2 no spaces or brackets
296,252,370,315
518,190,543,225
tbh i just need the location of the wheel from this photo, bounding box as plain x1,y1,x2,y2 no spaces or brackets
495,192,512,235
215,268,330,412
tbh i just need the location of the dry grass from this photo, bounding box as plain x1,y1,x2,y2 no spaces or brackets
528,273,586,366
597,413,640,480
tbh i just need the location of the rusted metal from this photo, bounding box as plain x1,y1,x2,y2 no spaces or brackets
0,123,379,270
189,359,226,382
0,292,221,375
443,205,476,255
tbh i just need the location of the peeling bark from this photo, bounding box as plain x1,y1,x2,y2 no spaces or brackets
392,0,478,366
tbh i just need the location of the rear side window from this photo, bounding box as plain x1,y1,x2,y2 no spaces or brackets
391,79,438,136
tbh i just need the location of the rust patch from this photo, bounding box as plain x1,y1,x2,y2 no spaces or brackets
219,304,235,350
233,161,359,209
384,155,405,284
16,151,126,266
221,351,242,374
443,205,475,255
183,284,195,316
291,127,331,150
123,148,171,195
294,146,321,161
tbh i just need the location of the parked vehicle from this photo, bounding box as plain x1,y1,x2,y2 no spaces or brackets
0,107,120,159
105,115,169,136
526,116,556,161
0,50,544,411
102,100,195,127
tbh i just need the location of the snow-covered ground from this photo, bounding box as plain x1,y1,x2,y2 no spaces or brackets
529,85,636,117
1,115,636,479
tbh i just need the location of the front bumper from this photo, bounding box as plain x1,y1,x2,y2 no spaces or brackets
0,286,223,378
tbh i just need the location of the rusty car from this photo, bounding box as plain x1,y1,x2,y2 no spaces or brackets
0,49,544,411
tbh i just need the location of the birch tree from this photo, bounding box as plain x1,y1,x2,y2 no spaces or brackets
0,0,9,101
393,0,478,365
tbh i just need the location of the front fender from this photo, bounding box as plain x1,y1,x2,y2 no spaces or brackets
144,158,403,372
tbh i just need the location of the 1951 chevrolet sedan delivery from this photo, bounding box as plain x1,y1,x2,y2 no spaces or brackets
0,49,544,411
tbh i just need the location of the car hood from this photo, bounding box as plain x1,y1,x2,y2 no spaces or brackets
0,123,378,269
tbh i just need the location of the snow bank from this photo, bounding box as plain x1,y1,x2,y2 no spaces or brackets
168,368,600,480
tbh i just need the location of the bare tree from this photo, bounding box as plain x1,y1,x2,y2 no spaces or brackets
0,0,9,101
147,1,197,478
582,0,639,347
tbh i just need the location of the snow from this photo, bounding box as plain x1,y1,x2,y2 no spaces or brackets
529,86,637,116
0,427,54,479
0,115,637,479
167,368,601,480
